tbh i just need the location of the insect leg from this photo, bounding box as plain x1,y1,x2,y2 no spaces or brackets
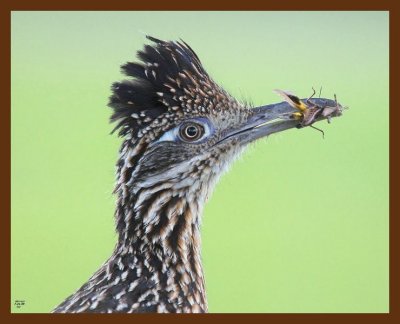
306,87,316,106
310,125,325,139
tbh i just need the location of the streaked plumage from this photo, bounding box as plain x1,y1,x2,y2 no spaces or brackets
53,36,342,313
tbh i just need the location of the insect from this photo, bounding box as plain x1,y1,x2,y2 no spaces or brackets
274,88,344,138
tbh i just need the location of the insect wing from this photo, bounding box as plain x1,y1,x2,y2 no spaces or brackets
273,89,308,112
302,107,323,126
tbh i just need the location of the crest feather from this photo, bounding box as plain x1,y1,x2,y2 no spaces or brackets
108,36,209,137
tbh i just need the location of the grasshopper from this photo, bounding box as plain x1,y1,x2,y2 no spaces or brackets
274,88,344,138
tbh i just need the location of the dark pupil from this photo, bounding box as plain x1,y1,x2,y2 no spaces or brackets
185,125,198,138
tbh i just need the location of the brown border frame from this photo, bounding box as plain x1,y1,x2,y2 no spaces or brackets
2,1,397,323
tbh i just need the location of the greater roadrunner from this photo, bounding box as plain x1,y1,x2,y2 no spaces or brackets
53,36,342,313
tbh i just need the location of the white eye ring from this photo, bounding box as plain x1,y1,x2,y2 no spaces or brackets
155,119,212,144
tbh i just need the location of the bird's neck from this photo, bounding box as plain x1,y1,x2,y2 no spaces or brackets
110,141,208,311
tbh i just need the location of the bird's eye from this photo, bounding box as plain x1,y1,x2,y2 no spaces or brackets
179,122,204,142
154,118,212,144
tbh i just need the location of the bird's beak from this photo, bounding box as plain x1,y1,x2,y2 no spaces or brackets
223,97,341,145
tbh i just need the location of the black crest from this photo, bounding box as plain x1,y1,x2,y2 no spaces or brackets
108,36,209,137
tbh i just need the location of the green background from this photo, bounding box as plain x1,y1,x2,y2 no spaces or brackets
11,11,389,313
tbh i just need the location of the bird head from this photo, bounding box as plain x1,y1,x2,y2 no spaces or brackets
109,36,340,231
